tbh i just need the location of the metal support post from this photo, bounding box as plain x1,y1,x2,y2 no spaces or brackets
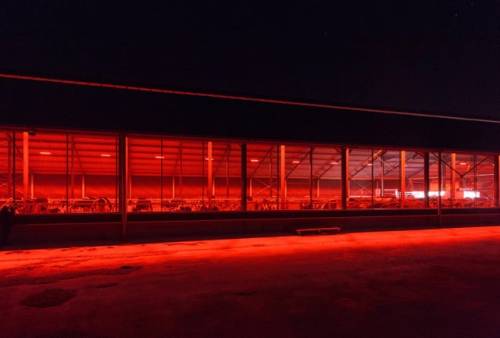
119,133,128,239
400,150,406,208
450,153,456,203
424,152,430,208
279,145,286,209
22,131,29,202
495,155,500,208
341,146,349,209
241,143,247,211
437,152,442,225
207,141,213,207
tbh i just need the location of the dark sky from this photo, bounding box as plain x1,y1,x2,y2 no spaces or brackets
1,1,499,119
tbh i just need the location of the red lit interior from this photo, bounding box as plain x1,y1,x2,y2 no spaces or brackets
0,129,496,215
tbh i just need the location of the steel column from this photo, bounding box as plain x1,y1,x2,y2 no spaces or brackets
70,137,75,200
309,146,314,207
241,143,247,211
437,152,442,223
160,138,164,212
65,134,69,213
341,146,349,210
119,133,128,239
400,150,406,208
7,132,12,198
279,145,286,209
30,173,34,199
172,177,176,199
450,153,456,203
424,152,430,208
207,141,213,207
81,175,86,198
473,154,478,208
380,157,385,197
11,132,16,202
495,155,500,208
22,131,29,201
371,149,374,208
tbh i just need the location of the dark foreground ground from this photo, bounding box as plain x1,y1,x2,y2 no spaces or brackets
2,226,500,338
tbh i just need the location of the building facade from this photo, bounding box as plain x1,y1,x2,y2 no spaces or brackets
1,78,500,243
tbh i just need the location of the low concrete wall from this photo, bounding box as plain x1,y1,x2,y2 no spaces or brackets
7,212,500,247
9,222,122,246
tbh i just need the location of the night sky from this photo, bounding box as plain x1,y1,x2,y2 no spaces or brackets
1,1,499,119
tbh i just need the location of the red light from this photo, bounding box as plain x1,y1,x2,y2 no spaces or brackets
459,162,467,166
330,161,338,165
292,160,300,164
154,155,165,160
39,151,52,155
250,159,259,163
100,154,111,158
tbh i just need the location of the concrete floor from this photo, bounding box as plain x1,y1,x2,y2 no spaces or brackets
2,227,500,338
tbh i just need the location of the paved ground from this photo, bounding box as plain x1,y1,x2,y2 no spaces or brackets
2,226,500,338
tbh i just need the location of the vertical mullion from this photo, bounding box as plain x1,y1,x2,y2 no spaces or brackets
119,133,128,239
437,151,442,223
424,152,430,208
309,146,313,208
160,138,164,212
341,146,348,210
495,155,500,208
241,143,247,211
279,145,286,209
22,132,29,207
116,136,119,212
202,141,205,205
65,134,69,213
207,141,213,208
400,150,406,208
12,131,16,204
371,149,374,208
473,155,478,208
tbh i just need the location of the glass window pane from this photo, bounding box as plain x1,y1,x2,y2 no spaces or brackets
404,151,426,208
442,153,495,208
429,153,442,208
312,146,341,209
129,138,239,213
348,148,373,208
285,145,311,210
68,133,118,213
25,132,68,214
247,143,279,210
476,155,495,208
128,136,162,212
373,150,401,208
212,142,241,211
442,153,468,208
166,139,206,211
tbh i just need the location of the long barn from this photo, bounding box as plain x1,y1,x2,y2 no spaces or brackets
1,75,500,244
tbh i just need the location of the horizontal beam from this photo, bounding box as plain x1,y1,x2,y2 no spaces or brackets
2,72,500,125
